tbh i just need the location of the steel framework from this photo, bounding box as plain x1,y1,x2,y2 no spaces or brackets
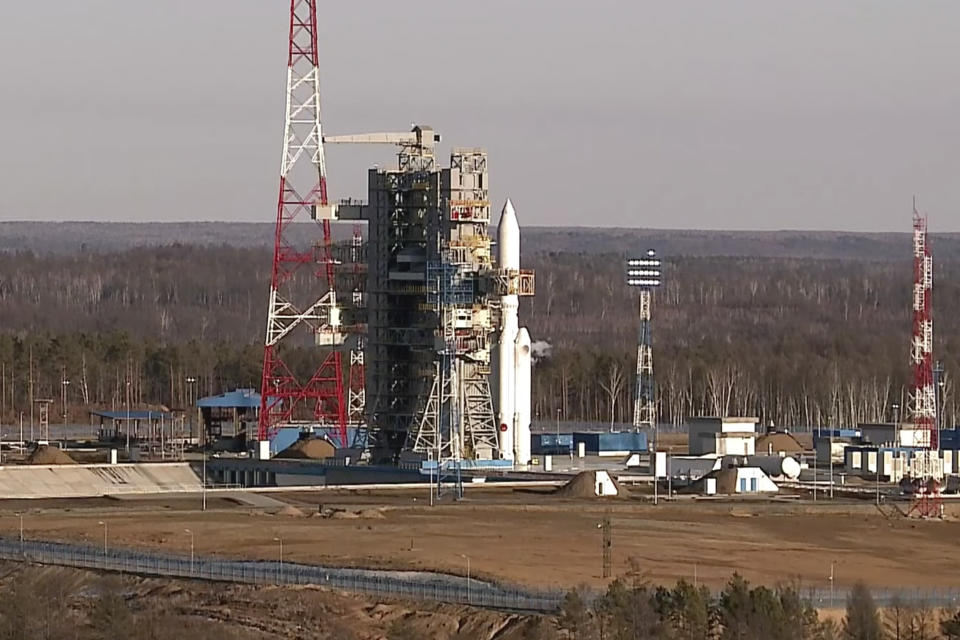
910,203,936,450
627,251,662,430
258,0,347,446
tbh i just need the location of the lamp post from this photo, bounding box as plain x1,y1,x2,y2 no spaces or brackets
17,513,23,552
273,537,283,583
184,529,194,575
60,374,70,426
125,381,131,453
98,520,107,557
185,376,197,441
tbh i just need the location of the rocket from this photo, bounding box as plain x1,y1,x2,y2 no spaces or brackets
496,199,532,465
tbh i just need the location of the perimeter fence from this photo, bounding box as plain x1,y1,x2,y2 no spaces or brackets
0,536,563,612
1,536,959,613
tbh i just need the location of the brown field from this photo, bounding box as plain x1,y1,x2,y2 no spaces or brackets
1,488,959,591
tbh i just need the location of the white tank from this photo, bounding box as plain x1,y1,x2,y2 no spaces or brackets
744,455,801,480
514,327,532,465
497,199,520,460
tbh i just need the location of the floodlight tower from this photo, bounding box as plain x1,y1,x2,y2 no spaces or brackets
257,0,349,448
910,203,936,449
627,250,662,430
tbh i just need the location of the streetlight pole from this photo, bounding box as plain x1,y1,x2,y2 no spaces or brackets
273,537,283,583
184,529,194,575
125,381,131,453
18,513,23,552
98,521,107,557
60,372,70,426
185,376,197,442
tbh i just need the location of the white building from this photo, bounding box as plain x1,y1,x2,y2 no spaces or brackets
688,417,758,456
690,466,779,495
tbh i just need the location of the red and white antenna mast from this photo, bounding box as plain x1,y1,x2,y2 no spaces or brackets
258,0,347,447
910,199,936,449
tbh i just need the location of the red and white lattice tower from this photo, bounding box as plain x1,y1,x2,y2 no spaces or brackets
910,202,936,450
258,0,347,447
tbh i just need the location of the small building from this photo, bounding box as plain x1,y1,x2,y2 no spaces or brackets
687,417,758,456
813,429,860,463
685,466,778,495
858,423,928,448
845,445,955,482
573,432,648,457
531,433,573,456
198,388,260,449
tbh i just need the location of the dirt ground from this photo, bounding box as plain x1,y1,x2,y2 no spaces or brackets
0,563,547,640
2,488,959,592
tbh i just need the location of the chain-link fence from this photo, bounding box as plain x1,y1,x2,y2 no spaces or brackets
2,536,958,613
0,537,563,612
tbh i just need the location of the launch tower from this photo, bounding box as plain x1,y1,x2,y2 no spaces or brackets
329,131,532,463
257,0,357,449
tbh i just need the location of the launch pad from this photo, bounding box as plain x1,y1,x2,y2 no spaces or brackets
317,128,535,467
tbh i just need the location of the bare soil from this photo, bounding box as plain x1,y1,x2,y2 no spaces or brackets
2,489,959,591
0,563,549,640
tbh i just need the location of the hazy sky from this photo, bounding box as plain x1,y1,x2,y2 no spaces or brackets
1,1,958,231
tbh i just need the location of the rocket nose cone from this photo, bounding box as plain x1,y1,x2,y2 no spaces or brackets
498,198,520,269
503,198,516,219
515,327,531,354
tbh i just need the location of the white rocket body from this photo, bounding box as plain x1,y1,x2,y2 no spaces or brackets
514,327,532,465
497,199,520,461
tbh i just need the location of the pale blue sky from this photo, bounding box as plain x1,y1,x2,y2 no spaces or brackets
0,1,958,230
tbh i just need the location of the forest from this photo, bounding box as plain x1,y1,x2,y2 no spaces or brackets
0,225,956,429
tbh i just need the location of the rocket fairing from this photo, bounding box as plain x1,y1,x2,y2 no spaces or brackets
497,199,519,459
496,198,532,465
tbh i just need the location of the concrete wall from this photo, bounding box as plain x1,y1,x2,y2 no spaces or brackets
0,463,202,499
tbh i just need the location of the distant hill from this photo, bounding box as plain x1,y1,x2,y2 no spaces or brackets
1,221,958,261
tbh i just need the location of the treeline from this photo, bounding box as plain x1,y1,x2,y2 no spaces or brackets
527,253,960,428
0,245,956,428
558,570,960,640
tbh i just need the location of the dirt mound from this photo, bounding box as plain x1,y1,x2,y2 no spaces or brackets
358,509,386,519
275,505,305,518
756,432,805,455
555,471,618,498
275,438,335,460
27,445,77,465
